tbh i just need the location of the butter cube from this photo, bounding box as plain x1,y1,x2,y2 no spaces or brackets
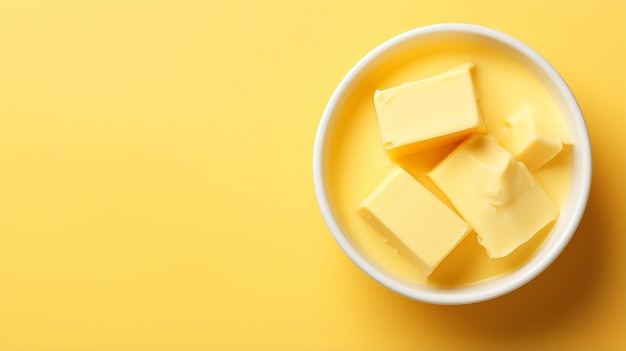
428,134,558,258
498,106,563,171
373,64,484,159
358,166,472,277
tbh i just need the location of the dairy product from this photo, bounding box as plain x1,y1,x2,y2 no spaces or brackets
373,64,484,159
358,166,471,277
497,105,563,171
428,134,558,258
328,41,571,287
360,61,565,275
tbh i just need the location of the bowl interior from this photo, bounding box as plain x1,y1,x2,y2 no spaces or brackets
314,24,591,304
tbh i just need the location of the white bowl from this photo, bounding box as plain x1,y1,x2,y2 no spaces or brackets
313,23,592,304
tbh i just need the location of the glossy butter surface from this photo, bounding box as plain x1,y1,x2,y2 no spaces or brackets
373,63,483,158
359,166,471,277
428,134,558,258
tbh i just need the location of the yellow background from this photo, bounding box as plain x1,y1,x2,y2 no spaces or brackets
0,0,624,349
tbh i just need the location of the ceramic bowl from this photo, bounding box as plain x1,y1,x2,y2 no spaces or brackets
313,23,591,304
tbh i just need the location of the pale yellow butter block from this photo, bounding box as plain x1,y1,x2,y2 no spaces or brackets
498,105,563,171
428,134,558,258
373,64,484,159
358,166,472,277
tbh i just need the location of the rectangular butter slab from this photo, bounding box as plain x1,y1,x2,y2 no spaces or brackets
373,64,484,159
358,166,471,277
428,134,558,258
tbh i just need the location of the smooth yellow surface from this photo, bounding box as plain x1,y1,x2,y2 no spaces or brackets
374,63,482,158
498,105,564,171
358,166,471,277
0,0,623,350
429,134,558,258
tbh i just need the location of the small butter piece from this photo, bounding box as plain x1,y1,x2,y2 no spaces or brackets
373,64,484,159
358,166,472,277
428,134,558,258
498,105,563,171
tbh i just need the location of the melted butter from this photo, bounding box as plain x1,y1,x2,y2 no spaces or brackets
325,41,573,288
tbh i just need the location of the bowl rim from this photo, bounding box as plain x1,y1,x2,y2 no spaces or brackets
312,23,592,304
